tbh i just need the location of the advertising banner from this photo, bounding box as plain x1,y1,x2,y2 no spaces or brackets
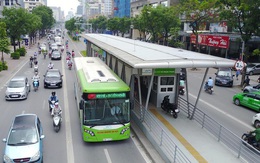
190,34,229,49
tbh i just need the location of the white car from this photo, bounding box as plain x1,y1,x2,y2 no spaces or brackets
5,76,30,100
51,43,58,51
252,113,260,128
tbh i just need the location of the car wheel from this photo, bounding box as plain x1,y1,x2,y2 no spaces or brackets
234,99,240,106
243,89,249,93
249,71,253,76
254,120,260,128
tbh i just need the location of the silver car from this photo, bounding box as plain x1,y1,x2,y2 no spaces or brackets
5,76,30,100
243,84,260,93
2,114,44,163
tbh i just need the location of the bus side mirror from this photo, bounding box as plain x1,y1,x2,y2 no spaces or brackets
79,100,84,110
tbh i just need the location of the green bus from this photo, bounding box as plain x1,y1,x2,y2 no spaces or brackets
74,57,131,142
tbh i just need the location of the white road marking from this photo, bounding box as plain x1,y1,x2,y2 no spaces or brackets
189,93,254,130
131,133,152,163
104,148,112,163
62,57,75,163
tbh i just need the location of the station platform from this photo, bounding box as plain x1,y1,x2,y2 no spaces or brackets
131,104,246,163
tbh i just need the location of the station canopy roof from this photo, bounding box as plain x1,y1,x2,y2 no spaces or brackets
82,34,235,69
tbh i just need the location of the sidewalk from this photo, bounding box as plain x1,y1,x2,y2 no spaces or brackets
0,42,41,89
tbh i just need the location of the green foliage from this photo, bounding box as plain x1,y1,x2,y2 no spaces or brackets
81,50,87,57
32,6,55,30
219,0,260,43
16,47,27,56
0,22,10,55
65,18,76,32
0,61,8,71
11,52,20,59
0,62,2,71
252,49,260,56
107,17,120,35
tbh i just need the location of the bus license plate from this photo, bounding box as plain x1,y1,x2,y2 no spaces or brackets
103,138,112,141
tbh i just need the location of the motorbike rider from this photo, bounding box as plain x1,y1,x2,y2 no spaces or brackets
205,77,213,90
51,102,62,118
250,125,260,146
29,56,34,66
67,59,73,67
72,50,75,57
32,72,40,86
49,91,59,111
48,62,54,69
242,75,250,90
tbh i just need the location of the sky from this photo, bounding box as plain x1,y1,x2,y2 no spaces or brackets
47,0,80,15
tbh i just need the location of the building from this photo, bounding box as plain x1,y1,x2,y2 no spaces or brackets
50,6,64,22
0,0,21,18
113,0,130,18
23,0,45,12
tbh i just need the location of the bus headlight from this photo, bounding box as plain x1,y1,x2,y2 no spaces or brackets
84,129,95,136
120,127,130,134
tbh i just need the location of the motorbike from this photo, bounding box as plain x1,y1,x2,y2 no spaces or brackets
34,65,38,73
49,52,51,58
29,60,33,68
53,112,62,132
32,79,39,92
161,95,179,118
204,82,213,94
241,132,260,151
179,86,185,95
68,63,72,70
49,100,56,113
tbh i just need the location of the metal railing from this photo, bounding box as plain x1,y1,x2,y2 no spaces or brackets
178,96,260,163
132,97,260,163
132,100,192,163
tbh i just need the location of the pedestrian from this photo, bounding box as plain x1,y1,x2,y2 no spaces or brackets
236,70,240,80
242,75,250,90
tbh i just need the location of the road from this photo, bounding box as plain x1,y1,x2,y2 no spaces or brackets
186,68,257,136
0,36,151,163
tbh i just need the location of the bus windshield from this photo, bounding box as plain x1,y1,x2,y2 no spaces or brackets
83,99,130,126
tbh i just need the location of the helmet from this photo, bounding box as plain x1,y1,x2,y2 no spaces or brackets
54,102,59,106
209,77,212,79
51,91,56,96
35,72,38,75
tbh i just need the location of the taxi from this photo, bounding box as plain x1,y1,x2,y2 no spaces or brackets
233,91,260,112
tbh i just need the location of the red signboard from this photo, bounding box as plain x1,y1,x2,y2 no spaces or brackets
207,35,229,49
190,34,229,49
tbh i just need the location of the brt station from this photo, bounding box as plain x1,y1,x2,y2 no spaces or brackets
81,34,237,161
82,34,235,116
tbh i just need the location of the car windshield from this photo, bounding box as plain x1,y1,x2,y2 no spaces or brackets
52,52,60,56
8,127,38,145
217,71,231,77
247,64,256,68
8,81,25,88
46,71,60,78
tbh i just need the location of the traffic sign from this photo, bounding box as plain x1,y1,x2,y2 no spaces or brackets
234,60,245,71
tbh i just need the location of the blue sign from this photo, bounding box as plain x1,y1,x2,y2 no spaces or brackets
84,39,87,44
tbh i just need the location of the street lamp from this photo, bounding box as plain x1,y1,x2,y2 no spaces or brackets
130,24,134,39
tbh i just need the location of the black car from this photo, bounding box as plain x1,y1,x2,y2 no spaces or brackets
51,51,61,60
43,69,63,88
214,67,234,87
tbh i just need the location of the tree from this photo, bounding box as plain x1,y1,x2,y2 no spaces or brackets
132,15,146,40
219,0,260,85
118,17,131,37
26,14,42,45
0,22,10,64
107,17,120,35
65,18,76,33
32,5,55,37
178,0,220,51
2,7,31,51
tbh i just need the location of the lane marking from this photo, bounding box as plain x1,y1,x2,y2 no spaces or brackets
62,56,75,163
104,148,112,163
189,93,254,130
150,109,207,163
131,133,152,163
